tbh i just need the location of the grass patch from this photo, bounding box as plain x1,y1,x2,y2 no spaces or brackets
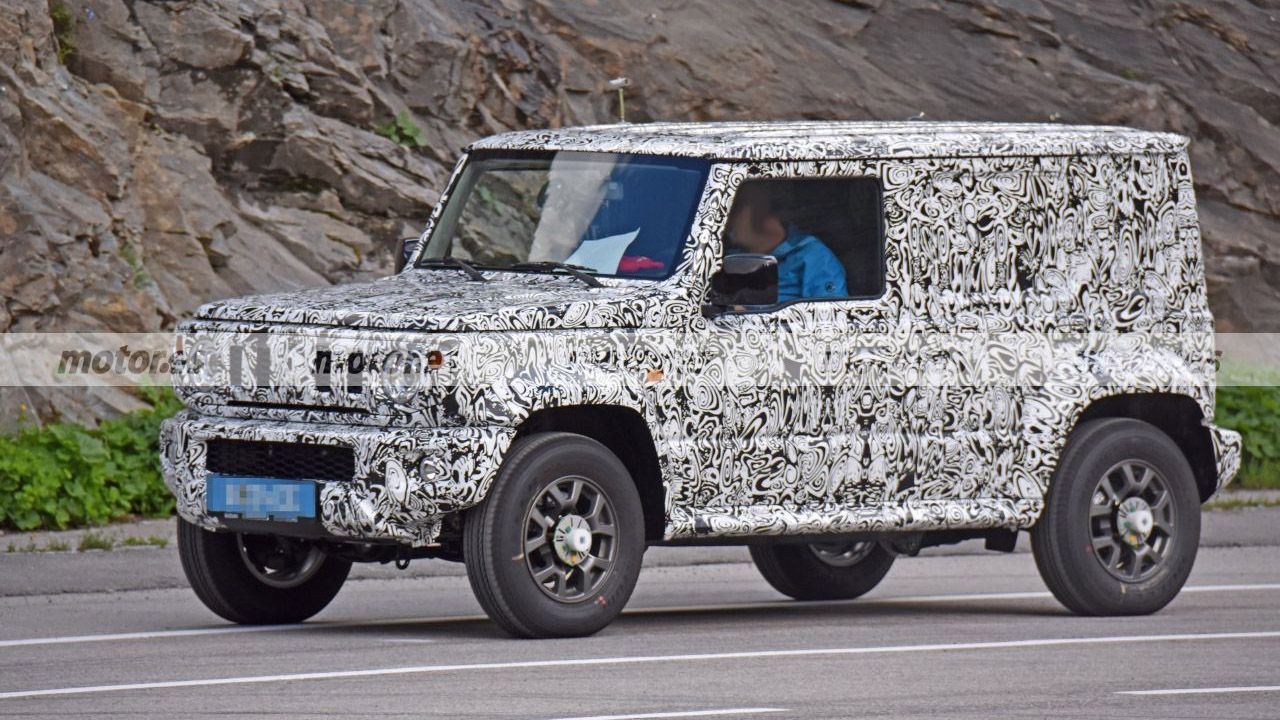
0,386,182,531
44,539,70,552
1204,496,1280,511
121,534,168,549
77,531,114,552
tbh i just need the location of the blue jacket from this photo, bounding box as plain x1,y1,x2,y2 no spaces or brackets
772,229,848,302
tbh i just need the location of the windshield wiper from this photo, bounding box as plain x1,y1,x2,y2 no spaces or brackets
416,256,487,282
510,261,603,288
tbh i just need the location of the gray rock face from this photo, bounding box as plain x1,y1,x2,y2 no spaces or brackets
0,0,1277,417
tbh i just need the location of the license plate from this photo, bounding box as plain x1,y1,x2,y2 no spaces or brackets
206,475,316,520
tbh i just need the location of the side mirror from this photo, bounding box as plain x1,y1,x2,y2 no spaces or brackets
703,254,778,316
395,237,419,273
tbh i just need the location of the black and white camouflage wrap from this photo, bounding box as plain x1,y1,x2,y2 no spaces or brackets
162,122,1242,547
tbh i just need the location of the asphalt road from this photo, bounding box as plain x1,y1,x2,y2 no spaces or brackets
1,509,1278,719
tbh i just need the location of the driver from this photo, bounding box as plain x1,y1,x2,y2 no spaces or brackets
726,182,847,302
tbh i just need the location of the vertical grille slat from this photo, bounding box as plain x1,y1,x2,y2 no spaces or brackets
205,439,354,482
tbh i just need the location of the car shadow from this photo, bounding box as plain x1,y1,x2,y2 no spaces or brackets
293,594,1072,643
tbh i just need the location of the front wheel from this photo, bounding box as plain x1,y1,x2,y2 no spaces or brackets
177,519,351,624
463,432,645,638
750,540,896,601
1031,418,1201,616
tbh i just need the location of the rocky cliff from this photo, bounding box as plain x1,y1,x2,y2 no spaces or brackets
1,0,1278,416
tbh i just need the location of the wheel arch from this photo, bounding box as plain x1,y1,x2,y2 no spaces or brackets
1071,392,1218,502
513,405,665,543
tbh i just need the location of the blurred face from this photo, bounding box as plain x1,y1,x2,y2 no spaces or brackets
727,187,784,254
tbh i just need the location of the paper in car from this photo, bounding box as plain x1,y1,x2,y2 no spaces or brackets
564,228,640,274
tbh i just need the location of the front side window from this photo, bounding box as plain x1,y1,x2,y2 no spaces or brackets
421,151,710,279
725,177,884,303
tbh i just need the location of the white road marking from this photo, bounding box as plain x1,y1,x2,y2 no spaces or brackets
2,582,1279,650
1118,685,1280,696
0,615,491,649
1,630,1277,701
0,624,322,648
382,638,439,644
548,709,785,720
1182,583,1280,593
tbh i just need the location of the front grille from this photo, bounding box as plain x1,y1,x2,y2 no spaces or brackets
205,439,355,482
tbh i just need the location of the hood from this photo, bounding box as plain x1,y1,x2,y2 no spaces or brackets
194,269,673,332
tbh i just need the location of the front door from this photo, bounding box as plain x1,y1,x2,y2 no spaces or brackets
702,166,903,515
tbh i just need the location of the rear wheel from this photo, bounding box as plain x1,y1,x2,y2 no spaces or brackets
463,432,645,638
1031,418,1200,615
750,540,895,601
177,519,351,624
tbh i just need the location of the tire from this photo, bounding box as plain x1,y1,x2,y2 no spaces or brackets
750,540,895,601
1031,417,1200,616
463,432,645,638
177,518,351,624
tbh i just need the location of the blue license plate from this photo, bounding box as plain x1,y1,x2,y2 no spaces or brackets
206,475,316,520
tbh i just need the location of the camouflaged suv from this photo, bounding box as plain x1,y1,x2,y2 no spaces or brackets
164,122,1242,637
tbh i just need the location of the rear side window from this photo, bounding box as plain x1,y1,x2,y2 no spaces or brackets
724,177,884,301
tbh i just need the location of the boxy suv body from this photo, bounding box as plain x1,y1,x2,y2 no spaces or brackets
164,122,1242,637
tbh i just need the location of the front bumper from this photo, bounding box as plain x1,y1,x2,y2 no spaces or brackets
160,410,515,546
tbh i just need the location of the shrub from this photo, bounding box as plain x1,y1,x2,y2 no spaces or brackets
376,110,428,149
0,387,183,531
49,3,77,65
1215,385,1280,489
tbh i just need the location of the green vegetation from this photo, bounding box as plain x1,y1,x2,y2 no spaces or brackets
77,531,113,551
2,532,171,552
121,534,168,548
118,241,154,289
0,387,181,531
376,110,428,149
1215,385,1280,489
1204,496,1280,511
49,4,77,65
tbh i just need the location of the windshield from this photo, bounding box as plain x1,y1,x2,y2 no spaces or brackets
419,151,710,279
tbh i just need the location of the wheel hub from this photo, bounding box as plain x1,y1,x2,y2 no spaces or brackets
553,515,592,566
809,541,875,568
1116,496,1155,547
1088,459,1173,583
524,476,618,603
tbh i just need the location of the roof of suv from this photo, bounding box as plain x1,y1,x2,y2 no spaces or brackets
470,121,1186,161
